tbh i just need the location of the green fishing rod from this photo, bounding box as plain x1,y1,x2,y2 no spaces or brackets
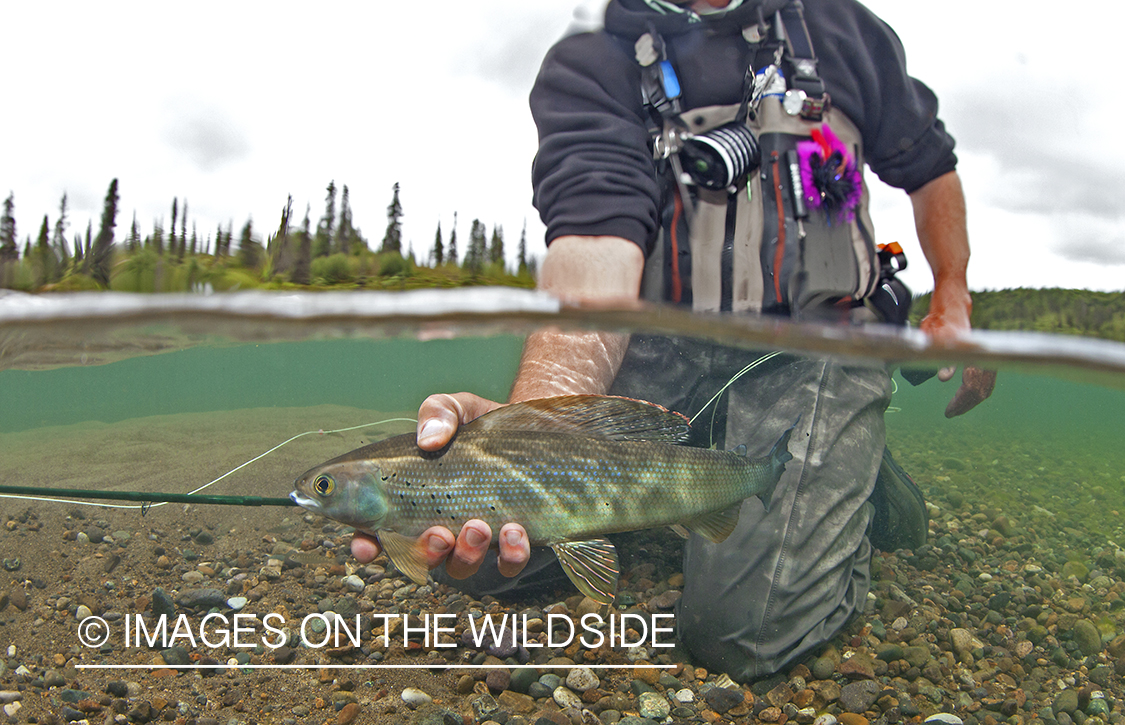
0,485,296,507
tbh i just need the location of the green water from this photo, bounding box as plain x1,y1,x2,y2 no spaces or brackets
0,336,525,433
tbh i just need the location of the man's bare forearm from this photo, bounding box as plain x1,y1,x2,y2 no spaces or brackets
510,234,645,402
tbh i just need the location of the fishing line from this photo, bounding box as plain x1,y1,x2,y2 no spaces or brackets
887,375,901,413
0,417,417,511
688,350,783,447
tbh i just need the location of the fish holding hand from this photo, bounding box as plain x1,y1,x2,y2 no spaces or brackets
291,395,794,605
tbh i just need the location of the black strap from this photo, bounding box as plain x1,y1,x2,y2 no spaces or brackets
777,2,828,110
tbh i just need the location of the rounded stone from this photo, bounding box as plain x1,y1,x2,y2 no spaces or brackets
638,691,670,719
1073,620,1103,656
401,687,432,709
552,685,582,710
811,657,836,680
838,714,869,725
925,715,964,725
565,667,599,692
485,668,510,693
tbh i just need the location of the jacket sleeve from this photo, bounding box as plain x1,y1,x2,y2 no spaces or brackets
808,0,958,193
530,31,662,253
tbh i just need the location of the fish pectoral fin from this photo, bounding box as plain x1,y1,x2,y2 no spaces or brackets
551,538,619,606
376,530,430,586
682,504,742,544
668,524,691,540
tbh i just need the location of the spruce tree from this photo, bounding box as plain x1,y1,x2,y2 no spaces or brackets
214,223,224,257
336,185,353,255
90,178,119,286
0,193,17,290
271,195,294,278
464,218,487,273
152,220,165,255
81,221,92,274
180,199,188,261
52,193,70,271
432,222,443,266
292,205,312,285
489,224,504,269
35,215,56,286
448,211,458,265
238,219,261,269
170,198,179,257
126,213,140,253
315,181,336,258
517,220,528,274
380,182,403,254
190,223,198,255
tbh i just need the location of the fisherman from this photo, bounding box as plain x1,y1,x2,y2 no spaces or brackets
354,0,996,681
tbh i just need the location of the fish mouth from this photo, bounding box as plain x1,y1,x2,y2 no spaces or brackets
289,491,320,511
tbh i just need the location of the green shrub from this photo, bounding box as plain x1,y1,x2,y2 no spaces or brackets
311,253,353,285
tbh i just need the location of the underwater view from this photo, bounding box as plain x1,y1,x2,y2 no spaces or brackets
1,290,1124,725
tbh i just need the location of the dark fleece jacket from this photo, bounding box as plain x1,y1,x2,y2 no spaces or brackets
530,0,957,254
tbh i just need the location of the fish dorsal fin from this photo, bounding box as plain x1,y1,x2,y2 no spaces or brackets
682,504,743,544
467,395,690,443
377,530,430,585
551,538,620,606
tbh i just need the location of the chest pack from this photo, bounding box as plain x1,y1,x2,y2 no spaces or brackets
629,1,907,324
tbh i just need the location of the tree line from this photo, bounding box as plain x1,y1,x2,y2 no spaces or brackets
911,288,1125,342
0,180,536,292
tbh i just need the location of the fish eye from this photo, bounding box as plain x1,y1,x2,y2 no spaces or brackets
313,474,335,496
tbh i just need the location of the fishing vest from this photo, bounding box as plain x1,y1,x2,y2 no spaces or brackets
631,2,883,322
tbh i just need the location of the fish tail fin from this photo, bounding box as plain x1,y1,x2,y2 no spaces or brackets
759,416,799,513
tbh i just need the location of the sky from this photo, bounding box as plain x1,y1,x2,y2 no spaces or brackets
2,0,1123,294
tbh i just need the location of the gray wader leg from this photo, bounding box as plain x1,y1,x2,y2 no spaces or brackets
677,356,890,682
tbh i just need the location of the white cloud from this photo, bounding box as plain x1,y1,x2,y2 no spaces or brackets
1,0,1122,290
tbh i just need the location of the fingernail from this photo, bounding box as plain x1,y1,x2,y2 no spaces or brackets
504,530,522,547
466,528,487,547
427,536,449,554
419,419,445,443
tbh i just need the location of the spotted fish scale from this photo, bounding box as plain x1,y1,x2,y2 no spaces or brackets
291,395,793,604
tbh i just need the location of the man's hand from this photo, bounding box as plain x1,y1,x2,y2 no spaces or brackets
919,295,996,418
349,392,532,578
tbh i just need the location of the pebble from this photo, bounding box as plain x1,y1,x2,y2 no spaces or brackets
552,685,582,710
1073,619,1103,656
510,667,538,694
565,666,599,692
838,714,868,725
401,687,432,709
336,702,360,724
485,668,510,693
0,692,19,704
702,685,743,714
925,715,964,725
341,574,365,592
226,596,248,610
1054,689,1080,715
74,604,92,620
839,680,881,713
638,691,670,719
